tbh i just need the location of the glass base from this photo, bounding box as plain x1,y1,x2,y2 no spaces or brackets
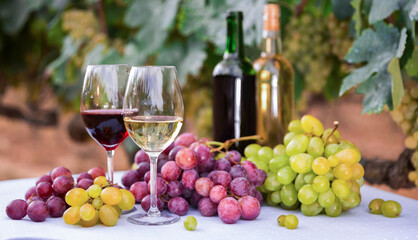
122,207,137,215
127,212,180,225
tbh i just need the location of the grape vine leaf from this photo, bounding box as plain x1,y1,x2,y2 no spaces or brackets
0,0,47,34
368,0,404,23
339,22,407,114
388,57,404,108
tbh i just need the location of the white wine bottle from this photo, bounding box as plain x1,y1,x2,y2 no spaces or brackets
253,3,294,147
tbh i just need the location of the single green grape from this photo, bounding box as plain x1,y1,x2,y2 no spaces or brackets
216,152,226,160
266,193,279,206
284,132,297,146
264,175,282,191
257,184,269,194
307,137,325,158
335,148,360,165
244,144,262,158
322,128,341,145
288,119,305,133
270,191,282,204
80,203,96,221
324,144,341,158
294,173,306,191
340,192,360,209
273,144,286,156
258,146,274,162
301,115,324,136
301,201,323,216
87,184,102,199
368,198,384,214
280,184,298,207
65,188,88,207
277,215,286,227
284,214,298,229
250,157,269,172
351,163,365,180
318,189,336,208
184,216,197,231
356,177,364,187
332,179,350,199
280,201,300,210
269,155,289,173
99,205,119,227
304,172,316,184
63,206,81,225
312,157,330,175
118,189,135,211
92,198,103,210
298,184,318,205
94,176,109,188
312,175,330,193
333,163,353,180
328,155,339,167
290,153,313,174
286,134,309,156
381,200,402,218
277,166,297,185
323,170,335,181
325,200,342,217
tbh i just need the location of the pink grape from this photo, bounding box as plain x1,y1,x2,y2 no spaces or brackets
25,186,37,200
147,177,167,195
208,170,232,187
46,196,66,218
6,199,27,220
168,197,189,216
121,170,140,188
230,177,250,197
27,201,49,222
214,158,231,172
194,144,214,172
52,176,73,194
176,148,198,170
225,150,242,165
168,146,185,161
141,195,164,212
238,195,261,220
144,171,151,183
162,143,174,155
182,169,199,190
27,196,43,205
76,172,92,183
36,175,53,185
174,133,197,147
51,166,72,181
36,182,53,199
195,177,214,197
242,161,258,183
87,167,106,180
198,198,218,217
209,185,227,203
161,161,181,181
218,197,242,224
130,181,149,202
167,181,184,197
136,162,150,179
230,165,248,179
77,179,94,190
134,150,150,164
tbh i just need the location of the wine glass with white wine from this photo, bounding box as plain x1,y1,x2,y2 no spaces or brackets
123,66,184,225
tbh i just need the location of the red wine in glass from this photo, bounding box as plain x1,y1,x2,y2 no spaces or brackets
81,109,128,151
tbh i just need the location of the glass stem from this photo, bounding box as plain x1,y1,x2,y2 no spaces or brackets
106,150,115,184
148,153,160,217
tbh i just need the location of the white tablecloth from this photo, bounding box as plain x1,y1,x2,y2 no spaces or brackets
0,172,417,240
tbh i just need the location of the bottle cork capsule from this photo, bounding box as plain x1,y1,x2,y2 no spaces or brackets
263,4,280,31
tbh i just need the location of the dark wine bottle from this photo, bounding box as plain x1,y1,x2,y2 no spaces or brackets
212,11,257,153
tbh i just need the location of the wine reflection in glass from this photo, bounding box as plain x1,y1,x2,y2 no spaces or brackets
123,66,184,225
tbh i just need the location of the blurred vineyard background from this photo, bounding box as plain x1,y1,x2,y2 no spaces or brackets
0,0,417,198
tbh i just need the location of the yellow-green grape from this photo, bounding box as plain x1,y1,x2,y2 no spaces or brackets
80,203,96,221
328,155,339,167
301,115,324,136
99,205,119,226
356,177,364,187
298,184,318,205
324,144,341,158
307,137,325,158
216,152,226,160
244,144,261,158
301,201,323,216
312,157,331,175
264,173,282,191
277,166,297,185
339,140,357,149
333,163,353,180
101,187,122,206
405,136,417,149
335,148,360,164
117,189,135,211
288,119,305,133
63,206,81,225
250,156,269,173
94,176,109,188
408,171,418,182
258,146,274,162
65,188,88,207
324,170,335,181
92,198,103,210
284,214,298,229
381,200,402,218
312,176,330,193
266,193,279,206
351,163,365,180
87,184,102,198
273,144,286,156
349,181,360,194
184,216,197,231
304,172,316,184
368,198,384,214
270,190,282,204
284,132,297,146
269,155,289,173
286,134,309,156
257,184,269,194
322,129,341,145
325,200,342,217
280,184,298,207
80,210,99,227
294,173,306,191
290,153,313,174
113,205,122,217
277,215,286,227
340,192,360,209
318,189,336,208
332,179,350,199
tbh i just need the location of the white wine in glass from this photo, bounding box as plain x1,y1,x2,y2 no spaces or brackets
123,66,184,225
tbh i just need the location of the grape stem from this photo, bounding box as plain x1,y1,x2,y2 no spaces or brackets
324,121,339,143
207,135,262,153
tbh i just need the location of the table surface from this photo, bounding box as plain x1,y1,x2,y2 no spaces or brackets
0,172,417,240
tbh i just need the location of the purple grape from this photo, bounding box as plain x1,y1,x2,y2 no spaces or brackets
52,176,73,194
168,146,185,161
6,199,27,220
161,161,181,181
225,150,241,165
36,182,53,199
130,181,149,202
168,197,189,216
158,153,168,161
144,171,151,183
174,133,197,147
136,162,150,179
194,144,214,172
181,169,199,190
209,185,227,203
76,172,93,183
167,181,184,197
50,166,72,181
230,177,250,197
249,185,257,197
214,158,231,172
242,161,258,183
255,190,263,205
77,179,94,190
218,197,242,224
162,142,174,155
27,201,49,222
230,165,248,179
198,198,217,217
182,188,193,199
208,170,232,187
195,177,214,197
147,177,167,195
46,196,66,218
253,169,267,187
134,150,150,164
157,159,168,173
27,196,43,205
121,170,140,188
36,175,53,185
189,191,203,208
25,186,37,200
141,195,164,212
238,195,261,220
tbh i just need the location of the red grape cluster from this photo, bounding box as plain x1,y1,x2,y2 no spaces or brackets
5,166,106,222
123,133,267,224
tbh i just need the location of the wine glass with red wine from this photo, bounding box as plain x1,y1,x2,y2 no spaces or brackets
123,66,184,225
80,64,131,184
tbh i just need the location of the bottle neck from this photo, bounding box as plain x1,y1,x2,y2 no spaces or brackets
224,17,245,59
262,30,282,56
